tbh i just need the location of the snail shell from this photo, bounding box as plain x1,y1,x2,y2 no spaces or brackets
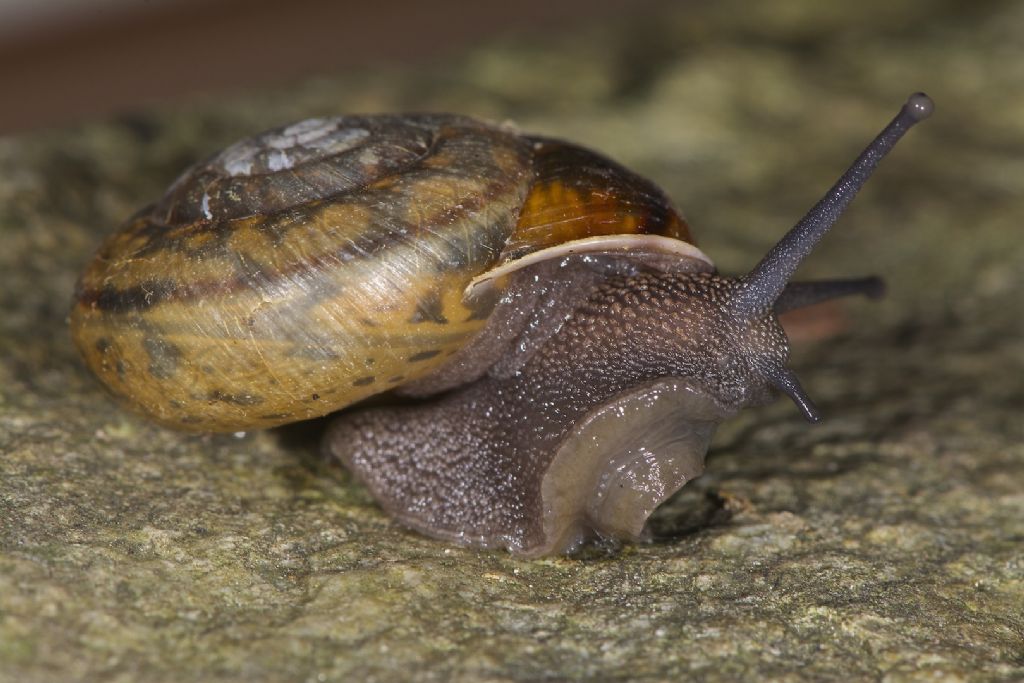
71,114,701,431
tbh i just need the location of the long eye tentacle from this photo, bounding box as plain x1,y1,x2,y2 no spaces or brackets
731,92,933,319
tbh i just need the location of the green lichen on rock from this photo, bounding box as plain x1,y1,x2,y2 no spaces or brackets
1,1,1022,681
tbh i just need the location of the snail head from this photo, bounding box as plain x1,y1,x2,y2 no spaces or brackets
725,92,933,420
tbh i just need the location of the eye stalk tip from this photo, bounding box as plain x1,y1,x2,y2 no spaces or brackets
905,92,934,122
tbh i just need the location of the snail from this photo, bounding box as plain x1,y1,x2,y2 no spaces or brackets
71,94,933,556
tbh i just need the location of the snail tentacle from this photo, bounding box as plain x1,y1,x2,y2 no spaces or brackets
733,93,933,318
774,276,886,314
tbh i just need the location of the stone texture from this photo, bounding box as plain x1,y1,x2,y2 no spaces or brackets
1,1,1022,681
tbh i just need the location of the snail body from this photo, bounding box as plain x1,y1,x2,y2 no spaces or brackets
72,96,933,556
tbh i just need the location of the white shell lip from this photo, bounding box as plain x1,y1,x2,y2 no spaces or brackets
464,234,715,298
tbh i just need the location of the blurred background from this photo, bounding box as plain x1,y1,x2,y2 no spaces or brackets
0,0,661,134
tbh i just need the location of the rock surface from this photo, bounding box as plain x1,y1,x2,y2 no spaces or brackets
2,1,1022,681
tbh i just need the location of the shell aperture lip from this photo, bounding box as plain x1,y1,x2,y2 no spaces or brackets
465,234,714,299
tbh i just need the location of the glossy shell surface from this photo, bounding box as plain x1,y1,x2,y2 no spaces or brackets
71,114,695,431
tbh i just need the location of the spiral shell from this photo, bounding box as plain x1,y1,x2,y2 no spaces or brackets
71,114,694,431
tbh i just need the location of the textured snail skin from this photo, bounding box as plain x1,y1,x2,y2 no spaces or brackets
72,96,931,556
